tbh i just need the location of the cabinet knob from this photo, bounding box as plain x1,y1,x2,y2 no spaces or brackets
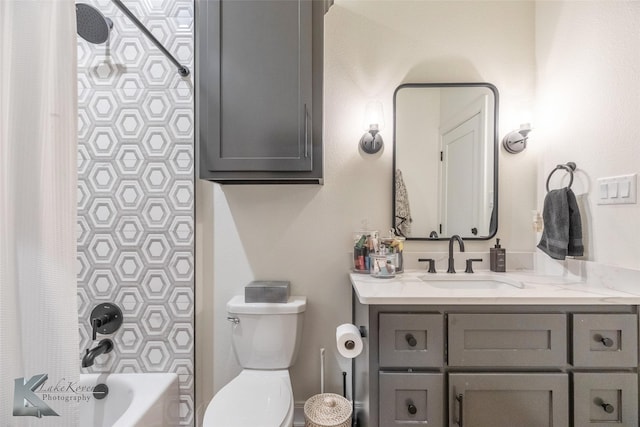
600,336,614,347
601,402,615,413
405,333,417,347
407,403,417,415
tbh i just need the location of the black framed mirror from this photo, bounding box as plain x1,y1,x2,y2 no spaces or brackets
393,83,499,240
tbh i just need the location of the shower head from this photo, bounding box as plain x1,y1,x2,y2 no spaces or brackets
76,3,113,44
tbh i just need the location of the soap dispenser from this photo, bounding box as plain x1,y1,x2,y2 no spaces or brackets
490,238,506,272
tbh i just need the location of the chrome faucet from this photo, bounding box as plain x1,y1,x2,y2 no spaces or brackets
447,235,465,273
82,339,113,368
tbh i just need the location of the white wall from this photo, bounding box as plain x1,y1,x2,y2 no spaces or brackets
535,1,640,269
196,0,537,419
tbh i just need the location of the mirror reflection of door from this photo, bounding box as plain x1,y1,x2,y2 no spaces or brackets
440,112,482,236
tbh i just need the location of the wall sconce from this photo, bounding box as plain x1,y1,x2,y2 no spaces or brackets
359,101,384,154
502,123,532,154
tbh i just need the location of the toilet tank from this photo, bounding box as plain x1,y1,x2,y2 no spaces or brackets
227,296,306,370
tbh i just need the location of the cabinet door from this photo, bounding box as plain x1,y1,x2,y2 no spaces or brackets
380,372,444,426
198,0,321,181
573,314,638,368
573,373,638,426
379,313,444,368
448,314,566,367
449,373,569,427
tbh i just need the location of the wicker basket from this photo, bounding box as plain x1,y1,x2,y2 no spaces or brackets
304,393,352,427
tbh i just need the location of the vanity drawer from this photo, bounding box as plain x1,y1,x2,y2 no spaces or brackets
448,313,567,367
379,313,444,368
379,372,444,426
573,373,638,426
572,314,638,367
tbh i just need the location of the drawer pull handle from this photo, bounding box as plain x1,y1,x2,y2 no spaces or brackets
405,333,417,347
456,393,464,427
600,336,614,347
407,403,417,415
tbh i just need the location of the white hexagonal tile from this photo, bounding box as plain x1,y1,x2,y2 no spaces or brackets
168,287,193,318
76,251,91,282
77,180,92,211
169,181,193,211
141,305,171,336
142,92,171,122
168,323,193,353
142,127,172,157
78,109,93,141
115,215,144,246
141,341,171,371
88,127,119,158
141,270,172,300
168,109,193,140
77,72,92,105
78,324,91,352
168,2,193,32
142,198,171,229
142,163,171,193
77,287,91,319
115,180,145,211
113,36,147,69
141,0,173,16
141,234,171,264
87,198,118,229
88,234,118,264
176,394,194,425
115,286,145,318
115,109,145,140
114,323,144,354
77,43,92,69
76,216,92,246
170,37,193,64
168,78,193,104
145,19,171,45
77,144,92,176
142,56,171,87
115,251,144,282
169,252,193,281
88,91,119,122
114,358,143,373
88,56,120,87
169,216,193,246
87,269,118,299
169,358,194,390
88,163,119,193
115,145,145,175
169,145,193,175
115,74,145,104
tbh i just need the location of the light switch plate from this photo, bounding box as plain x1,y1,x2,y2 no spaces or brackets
597,174,637,205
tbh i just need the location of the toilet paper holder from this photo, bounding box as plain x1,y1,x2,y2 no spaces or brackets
344,326,367,350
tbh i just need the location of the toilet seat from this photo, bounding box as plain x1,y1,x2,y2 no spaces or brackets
203,370,293,427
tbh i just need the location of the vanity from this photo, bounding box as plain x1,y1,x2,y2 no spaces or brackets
351,269,640,427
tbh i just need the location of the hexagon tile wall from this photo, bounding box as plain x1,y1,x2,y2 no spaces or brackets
77,0,194,424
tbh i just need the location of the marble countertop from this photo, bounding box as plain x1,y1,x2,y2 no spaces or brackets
350,269,640,305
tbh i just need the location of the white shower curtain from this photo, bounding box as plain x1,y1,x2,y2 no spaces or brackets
0,1,79,426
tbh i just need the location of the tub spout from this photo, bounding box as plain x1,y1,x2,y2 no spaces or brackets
82,339,114,368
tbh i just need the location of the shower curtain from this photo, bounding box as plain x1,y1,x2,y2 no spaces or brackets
0,1,79,425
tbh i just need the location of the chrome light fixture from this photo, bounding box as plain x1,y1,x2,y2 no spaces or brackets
359,101,385,154
502,123,532,154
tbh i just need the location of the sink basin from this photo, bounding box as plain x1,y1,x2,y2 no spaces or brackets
418,275,524,290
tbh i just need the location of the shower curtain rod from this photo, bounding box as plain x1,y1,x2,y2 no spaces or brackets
111,0,190,77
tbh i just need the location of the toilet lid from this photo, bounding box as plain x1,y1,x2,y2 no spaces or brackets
203,370,292,427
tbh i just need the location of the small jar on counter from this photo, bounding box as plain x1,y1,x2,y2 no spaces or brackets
369,253,396,278
380,235,405,273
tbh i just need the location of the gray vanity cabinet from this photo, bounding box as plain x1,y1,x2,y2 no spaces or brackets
449,373,569,427
353,303,640,427
197,0,324,184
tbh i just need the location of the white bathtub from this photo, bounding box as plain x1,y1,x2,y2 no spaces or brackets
79,373,179,427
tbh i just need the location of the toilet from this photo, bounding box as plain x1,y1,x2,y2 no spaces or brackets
203,295,306,427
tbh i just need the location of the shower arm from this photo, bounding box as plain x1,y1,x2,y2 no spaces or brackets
110,0,190,77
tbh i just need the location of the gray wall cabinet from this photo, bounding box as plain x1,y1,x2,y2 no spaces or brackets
197,0,325,184
353,303,639,427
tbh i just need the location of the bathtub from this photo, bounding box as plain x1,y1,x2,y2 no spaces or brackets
79,373,179,427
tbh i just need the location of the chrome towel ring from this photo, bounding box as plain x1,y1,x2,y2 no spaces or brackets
546,162,577,193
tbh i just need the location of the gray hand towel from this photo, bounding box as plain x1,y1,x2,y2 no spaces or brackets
537,187,584,260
